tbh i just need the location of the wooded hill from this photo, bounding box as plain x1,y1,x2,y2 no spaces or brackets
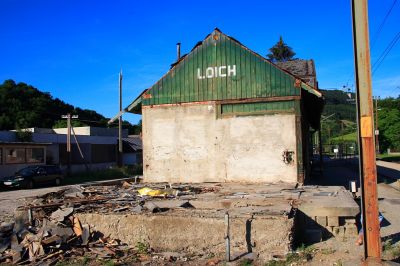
0,79,141,134
320,89,400,152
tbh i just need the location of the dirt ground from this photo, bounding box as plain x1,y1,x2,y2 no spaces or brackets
1,160,400,265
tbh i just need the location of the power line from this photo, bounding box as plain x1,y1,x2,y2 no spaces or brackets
343,0,398,87
370,0,398,49
371,31,400,75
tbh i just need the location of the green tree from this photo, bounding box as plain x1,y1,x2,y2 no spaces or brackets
378,108,400,152
53,119,87,128
267,36,296,62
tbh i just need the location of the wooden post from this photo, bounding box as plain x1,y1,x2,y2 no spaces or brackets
351,0,382,260
61,114,78,176
67,113,71,175
118,70,123,167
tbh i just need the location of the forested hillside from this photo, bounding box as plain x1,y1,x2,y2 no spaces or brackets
0,79,141,134
320,89,400,152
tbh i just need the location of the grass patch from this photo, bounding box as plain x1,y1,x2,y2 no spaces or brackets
63,167,128,185
64,164,143,186
330,132,357,144
265,244,315,266
383,239,400,259
135,241,149,254
377,153,400,162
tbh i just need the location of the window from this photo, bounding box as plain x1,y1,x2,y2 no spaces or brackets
91,144,116,163
5,148,25,164
26,148,44,163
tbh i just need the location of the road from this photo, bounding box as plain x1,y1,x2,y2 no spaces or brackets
0,185,68,223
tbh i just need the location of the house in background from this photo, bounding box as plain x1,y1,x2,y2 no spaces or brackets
0,127,142,177
0,137,49,177
122,135,143,166
121,29,324,184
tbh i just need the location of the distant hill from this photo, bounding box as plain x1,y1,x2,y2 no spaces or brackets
319,89,400,152
0,79,140,134
320,89,356,122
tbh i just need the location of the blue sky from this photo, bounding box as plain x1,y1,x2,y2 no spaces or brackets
1,0,399,124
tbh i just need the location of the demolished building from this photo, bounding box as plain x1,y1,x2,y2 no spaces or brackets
121,29,324,183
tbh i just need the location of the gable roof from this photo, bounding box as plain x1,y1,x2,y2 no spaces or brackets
275,59,316,78
124,29,322,115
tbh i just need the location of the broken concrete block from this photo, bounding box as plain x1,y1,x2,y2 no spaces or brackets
327,216,339,227
132,205,143,213
144,202,161,213
332,226,340,236
81,224,90,246
345,224,358,236
338,226,345,238
315,216,327,227
344,217,356,225
13,210,29,233
50,207,74,222
0,222,14,233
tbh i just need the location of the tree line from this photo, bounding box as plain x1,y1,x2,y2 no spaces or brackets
0,79,141,134
321,89,400,152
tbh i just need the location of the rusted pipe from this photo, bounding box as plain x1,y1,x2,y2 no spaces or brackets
225,211,230,262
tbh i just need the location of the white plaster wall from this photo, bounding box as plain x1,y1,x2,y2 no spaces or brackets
142,103,297,183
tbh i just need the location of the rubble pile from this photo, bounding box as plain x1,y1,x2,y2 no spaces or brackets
0,182,221,265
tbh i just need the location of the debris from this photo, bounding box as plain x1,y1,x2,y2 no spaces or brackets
72,216,83,236
0,222,14,233
50,207,74,222
41,235,61,245
114,206,130,212
138,187,166,197
144,201,161,213
0,181,225,264
122,181,132,189
81,224,90,245
0,238,10,253
28,241,45,261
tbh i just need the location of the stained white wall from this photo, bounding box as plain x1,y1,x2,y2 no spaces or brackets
142,103,298,183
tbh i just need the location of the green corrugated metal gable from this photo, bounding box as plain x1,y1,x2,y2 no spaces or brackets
142,29,305,106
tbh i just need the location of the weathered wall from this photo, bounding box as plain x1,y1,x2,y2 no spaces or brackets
78,212,294,261
142,102,297,183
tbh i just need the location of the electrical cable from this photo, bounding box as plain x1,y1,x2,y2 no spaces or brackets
372,31,400,75
370,0,398,49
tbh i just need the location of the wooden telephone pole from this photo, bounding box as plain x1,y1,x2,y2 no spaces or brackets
118,70,123,167
351,0,382,261
61,114,78,175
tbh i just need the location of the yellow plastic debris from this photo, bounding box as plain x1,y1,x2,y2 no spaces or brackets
137,187,166,197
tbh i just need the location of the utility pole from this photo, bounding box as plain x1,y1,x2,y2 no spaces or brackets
375,96,380,154
118,69,123,167
351,0,381,261
61,114,78,175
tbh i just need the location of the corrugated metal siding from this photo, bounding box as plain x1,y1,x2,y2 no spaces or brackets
142,31,300,106
221,100,295,115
